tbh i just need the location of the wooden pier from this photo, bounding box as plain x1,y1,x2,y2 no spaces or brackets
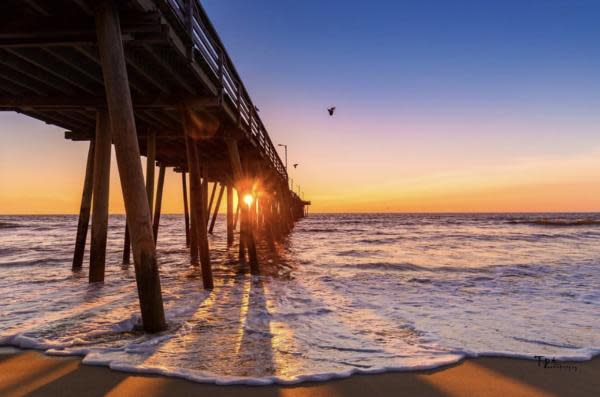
0,0,310,332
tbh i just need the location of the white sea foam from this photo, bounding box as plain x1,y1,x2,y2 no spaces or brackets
1,213,600,384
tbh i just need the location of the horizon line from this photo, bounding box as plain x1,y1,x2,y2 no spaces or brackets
2,210,600,216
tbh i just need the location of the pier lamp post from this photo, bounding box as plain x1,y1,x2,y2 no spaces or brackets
278,144,288,172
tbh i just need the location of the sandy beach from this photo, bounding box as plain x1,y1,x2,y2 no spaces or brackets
0,348,597,397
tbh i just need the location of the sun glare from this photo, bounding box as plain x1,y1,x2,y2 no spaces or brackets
243,194,254,207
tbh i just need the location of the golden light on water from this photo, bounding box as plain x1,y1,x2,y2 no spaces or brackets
243,194,254,207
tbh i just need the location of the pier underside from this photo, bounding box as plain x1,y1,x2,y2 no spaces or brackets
0,0,310,332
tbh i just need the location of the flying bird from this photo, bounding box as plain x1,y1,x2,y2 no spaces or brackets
327,106,336,116
293,163,299,169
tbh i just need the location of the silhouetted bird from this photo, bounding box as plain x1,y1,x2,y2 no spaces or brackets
293,164,299,168
327,106,336,116
255,105,260,112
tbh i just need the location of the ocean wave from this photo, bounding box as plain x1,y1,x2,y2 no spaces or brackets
340,262,427,272
2,214,600,385
507,218,600,227
512,336,581,350
0,221,20,229
0,258,63,268
6,344,600,386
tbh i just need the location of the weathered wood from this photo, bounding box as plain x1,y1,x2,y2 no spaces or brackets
146,130,156,215
0,96,179,109
96,0,165,332
238,203,246,261
199,165,212,268
0,13,167,49
202,168,209,226
72,139,95,270
226,184,234,246
1,13,162,38
183,131,213,288
206,181,217,225
89,110,111,283
262,196,276,249
182,171,191,247
209,183,224,234
153,165,166,244
5,49,96,94
225,138,258,273
123,222,131,264
189,212,199,263
234,200,240,230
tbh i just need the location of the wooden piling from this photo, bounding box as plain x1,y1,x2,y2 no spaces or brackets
123,224,131,264
206,182,217,225
209,183,224,234
89,110,111,283
182,117,213,289
153,165,166,244
202,168,209,227
182,171,191,247
146,130,156,215
72,139,95,270
225,138,258,273
234,190,244,260
190,218,199,261
234,200,240,230
199,166,212,271
263,196,276,249
96,0,165,332
226,184,234,246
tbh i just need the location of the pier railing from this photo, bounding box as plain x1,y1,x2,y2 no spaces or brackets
161,0,288,180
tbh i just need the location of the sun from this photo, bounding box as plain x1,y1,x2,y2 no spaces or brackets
243,194,254,207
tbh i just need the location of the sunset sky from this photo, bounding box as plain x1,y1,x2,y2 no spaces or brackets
1,0,600,214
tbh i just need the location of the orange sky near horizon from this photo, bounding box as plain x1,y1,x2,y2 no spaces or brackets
1,113,600,215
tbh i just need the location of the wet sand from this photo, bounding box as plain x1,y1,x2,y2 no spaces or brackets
0,348,597,397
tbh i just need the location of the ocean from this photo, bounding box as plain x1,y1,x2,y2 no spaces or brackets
0,213,599,384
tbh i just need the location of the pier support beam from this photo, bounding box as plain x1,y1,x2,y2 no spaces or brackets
72,139,95,270
153,165,166,244
96,0,165,332
234,200,240,230
226,184,234,246
123,224,131,264
89,110,111,283
209,183,224,234
206,182,217,225
182,171,191,247
182,114,213,289
225,138,258,274
146,131,156,215
189,204,199,264
202,168,209,228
